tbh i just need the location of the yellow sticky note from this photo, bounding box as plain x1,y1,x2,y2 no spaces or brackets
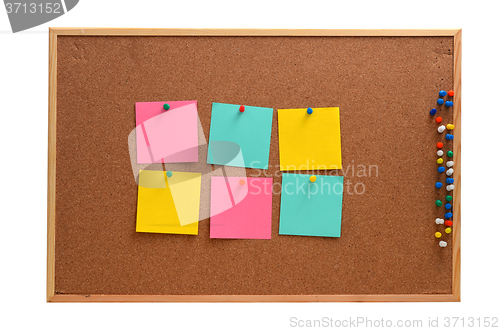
278,107,342,170
167,172,202,226
136,170,198,235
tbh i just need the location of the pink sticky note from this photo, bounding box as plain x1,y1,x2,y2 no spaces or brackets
135,101,198,164
210,177,273,239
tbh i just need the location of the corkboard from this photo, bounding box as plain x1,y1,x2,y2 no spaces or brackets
48,29,462,302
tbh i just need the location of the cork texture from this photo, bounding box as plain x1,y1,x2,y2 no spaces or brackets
55,36,454,295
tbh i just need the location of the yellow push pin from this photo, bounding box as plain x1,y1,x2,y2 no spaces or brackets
437,158,444,164
435,232,442,239
310,175,317,183
445,227,452,234
446,124,454,130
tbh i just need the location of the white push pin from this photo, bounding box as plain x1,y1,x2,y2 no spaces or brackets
437,150,444,157
437,125,446,133
439,241,448,248
435,218,444,225
446,168,454,176
446,161,454,167
446,184,455,191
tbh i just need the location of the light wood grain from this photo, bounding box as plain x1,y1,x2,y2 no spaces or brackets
452,29,462,302
49,294,459,303
47,28,57,302
50,28,460,37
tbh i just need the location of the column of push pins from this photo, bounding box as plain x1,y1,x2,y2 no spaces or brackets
431,90,455,247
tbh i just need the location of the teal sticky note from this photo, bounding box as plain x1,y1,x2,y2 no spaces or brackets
207,103,273,169
279,173,344,237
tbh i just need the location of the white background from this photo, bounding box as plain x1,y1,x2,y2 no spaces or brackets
1,1,499,330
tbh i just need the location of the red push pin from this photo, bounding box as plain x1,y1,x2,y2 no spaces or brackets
444,220,453,226
437,142,444,148
239,105,245,113
436,116,443,123
448,90,455,97
239,179,246,185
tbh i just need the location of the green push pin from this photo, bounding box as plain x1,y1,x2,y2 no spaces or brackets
166,171,172,177
447,150,453,157
435,200,443,207
163,103,170,111
446,195,453,202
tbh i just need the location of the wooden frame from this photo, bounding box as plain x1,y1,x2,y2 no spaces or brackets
47,28,462,302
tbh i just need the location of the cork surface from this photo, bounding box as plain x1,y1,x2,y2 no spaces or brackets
55,36,454,295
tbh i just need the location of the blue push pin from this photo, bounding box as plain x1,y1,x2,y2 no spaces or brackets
166,171,173,177
438,166,445,173
446,134,454,140
445,212,453,219
439,90,447,97
437,98,444,105
445,101,454,107
430,108,437,115
435,182,443,188
445,203,452,210
307,107,313,114
446,178,454,184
